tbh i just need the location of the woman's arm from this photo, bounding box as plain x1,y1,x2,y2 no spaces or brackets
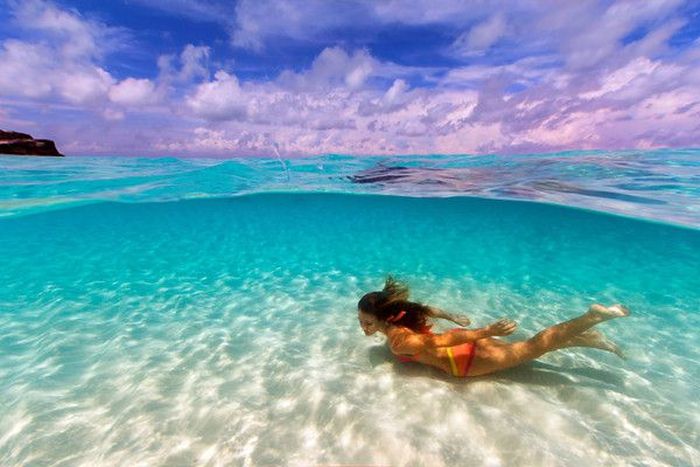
389,319,517,354
425,306,471,327
431,319,517,346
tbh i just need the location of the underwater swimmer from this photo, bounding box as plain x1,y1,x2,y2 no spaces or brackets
358,276,628,377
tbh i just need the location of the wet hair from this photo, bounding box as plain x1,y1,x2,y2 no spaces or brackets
357,275,433,333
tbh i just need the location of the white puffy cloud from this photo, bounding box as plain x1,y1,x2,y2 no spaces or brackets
0,1,115,104
11,0,106,59
174,35,700,156
277,47,379,91
0,0,162,113
58,67,115,104
108,78,157,106
0,40,54,98
186,71,247,120
0,37,116,106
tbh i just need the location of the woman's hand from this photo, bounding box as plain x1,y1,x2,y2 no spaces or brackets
450,315,472,327
486,318,517,336
427,306,472,327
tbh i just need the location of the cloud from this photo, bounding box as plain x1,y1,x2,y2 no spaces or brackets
0,0,166,114
0,1,117,105
159,45,211,84
540,0,685,69
11,0,103,59
129,0,229,24
10,0,130,58
453,14,506,56
108,78,158,106
179,45,212,81
226,1,503,52
16,38,700,156
0,40,54,98
2,0,699,156
186,70,247,120
231,0,371,50
277,47,379,91
59,67,115,104
0,37,115,105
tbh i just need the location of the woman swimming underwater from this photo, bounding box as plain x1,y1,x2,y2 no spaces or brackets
358,277,628,377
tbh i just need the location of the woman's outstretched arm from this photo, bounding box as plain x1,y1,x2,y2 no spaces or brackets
425,306,472,327
389,319,517,354
432,319,516,346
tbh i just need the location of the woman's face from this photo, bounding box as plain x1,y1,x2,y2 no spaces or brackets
358,310,381,336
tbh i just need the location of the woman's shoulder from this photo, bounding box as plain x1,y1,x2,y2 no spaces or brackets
387,325,415,338
387,325,435,339
386,326,412,350
387,326,429,355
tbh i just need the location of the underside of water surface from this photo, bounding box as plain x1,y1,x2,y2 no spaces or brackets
1,149,699,228
1,189,698,466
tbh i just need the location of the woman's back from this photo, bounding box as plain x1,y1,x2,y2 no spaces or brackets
387,326,475,376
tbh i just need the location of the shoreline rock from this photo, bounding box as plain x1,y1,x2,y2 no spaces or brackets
0,130,64,157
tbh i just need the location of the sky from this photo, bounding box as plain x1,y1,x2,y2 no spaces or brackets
0,0,699,157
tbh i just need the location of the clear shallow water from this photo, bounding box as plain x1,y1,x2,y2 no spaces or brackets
0,152,699,466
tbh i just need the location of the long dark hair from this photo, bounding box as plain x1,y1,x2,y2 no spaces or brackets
357,276,433,333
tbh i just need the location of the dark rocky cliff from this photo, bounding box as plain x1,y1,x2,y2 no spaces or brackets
0,130,64,156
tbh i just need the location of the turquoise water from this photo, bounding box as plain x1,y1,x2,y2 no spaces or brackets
1,149,699,227
0,152,699,466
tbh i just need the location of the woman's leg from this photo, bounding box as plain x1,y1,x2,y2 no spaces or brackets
478,330,624,358
558,330,625,358
468,304,629,376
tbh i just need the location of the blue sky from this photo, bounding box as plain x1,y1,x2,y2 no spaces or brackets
1,0,699,156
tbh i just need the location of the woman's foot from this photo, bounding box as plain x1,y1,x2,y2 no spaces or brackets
588,303,630,321
566,329,626,359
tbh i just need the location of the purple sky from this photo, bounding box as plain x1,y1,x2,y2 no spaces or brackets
1,0,699,156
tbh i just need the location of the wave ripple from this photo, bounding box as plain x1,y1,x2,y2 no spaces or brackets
1,149,699,227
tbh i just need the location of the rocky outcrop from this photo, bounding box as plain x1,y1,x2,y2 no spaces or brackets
0,130,64,156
